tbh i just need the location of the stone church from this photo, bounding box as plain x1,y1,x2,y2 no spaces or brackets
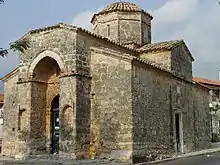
0,2,211,163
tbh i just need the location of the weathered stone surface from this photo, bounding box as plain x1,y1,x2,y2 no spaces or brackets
92,10,152,46
90,49,133,162
131,61,210,162
1,1,211,164
140,44,193,82
2,73,18,157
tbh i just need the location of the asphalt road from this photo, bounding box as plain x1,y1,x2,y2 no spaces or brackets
153,152,220,165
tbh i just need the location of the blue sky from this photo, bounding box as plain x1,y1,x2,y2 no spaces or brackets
0,0,220,92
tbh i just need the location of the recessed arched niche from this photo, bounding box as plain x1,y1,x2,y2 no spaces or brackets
18,108,26,131
61,105,74,140
62,105,74,126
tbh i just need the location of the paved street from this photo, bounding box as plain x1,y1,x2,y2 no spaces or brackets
153,152,220,165
0,158,126,165
0,152,220,165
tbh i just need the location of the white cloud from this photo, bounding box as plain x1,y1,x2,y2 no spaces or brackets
72,7,103,31
151,0,220,80
71,1,220,80
72,1,220,80
153,0,199,24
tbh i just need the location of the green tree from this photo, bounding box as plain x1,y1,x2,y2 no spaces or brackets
0,0,30,57
0,40,30,57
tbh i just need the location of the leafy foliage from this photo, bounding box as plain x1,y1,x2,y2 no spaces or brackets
0,48,8,57
10,39,30,53
0,39,30,57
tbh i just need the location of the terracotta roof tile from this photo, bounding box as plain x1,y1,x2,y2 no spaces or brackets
138,40,194,61
16,23,193,84
91,2,152,23
0,94,3,103
193,77,220,86
138,40,183,52
96,2,153,19
19,23,139,54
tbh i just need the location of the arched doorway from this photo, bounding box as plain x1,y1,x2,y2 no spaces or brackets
29,55,61,154
51,95,60,154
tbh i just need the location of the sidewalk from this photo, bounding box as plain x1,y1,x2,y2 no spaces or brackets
1,145,220,165
139,144,220,165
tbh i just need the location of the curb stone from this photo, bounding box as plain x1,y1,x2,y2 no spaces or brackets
137,147,220,165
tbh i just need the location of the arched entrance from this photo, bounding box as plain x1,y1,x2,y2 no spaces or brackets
51,95,60,154
29,54,61,154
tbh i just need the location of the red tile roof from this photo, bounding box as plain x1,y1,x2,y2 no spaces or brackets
193,77,220,86
138,40,195,61
91,2,153,23
0,94,3,103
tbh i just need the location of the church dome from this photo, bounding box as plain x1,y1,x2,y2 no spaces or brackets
100,2,143,14
91,2,153,23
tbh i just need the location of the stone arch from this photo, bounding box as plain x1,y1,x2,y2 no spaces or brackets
61,105,74,125
18,108,27,131
28,50,65,77
29,53,62,154
61,105,74,141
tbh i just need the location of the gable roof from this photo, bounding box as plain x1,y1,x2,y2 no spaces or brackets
193,77,220,87
10,22,198,85
138,40,194,61
18,23,139,54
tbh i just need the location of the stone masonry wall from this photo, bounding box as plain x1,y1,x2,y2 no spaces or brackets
75,30,140,162
171,46,192,81
92,11,151,46
59,76,77,159
15,82,32,159
132,62,174,160
2,74,18,156
93,12,119,42
2,24,210,162
118,13,142,45
29,82,47,154
132,60,210,162
90,51,133,162
3,27,137,159
75,77,91,158
140,45,193,82
192,85,211,149
140,51,171,70
18,28,77,81
10,28,79,158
